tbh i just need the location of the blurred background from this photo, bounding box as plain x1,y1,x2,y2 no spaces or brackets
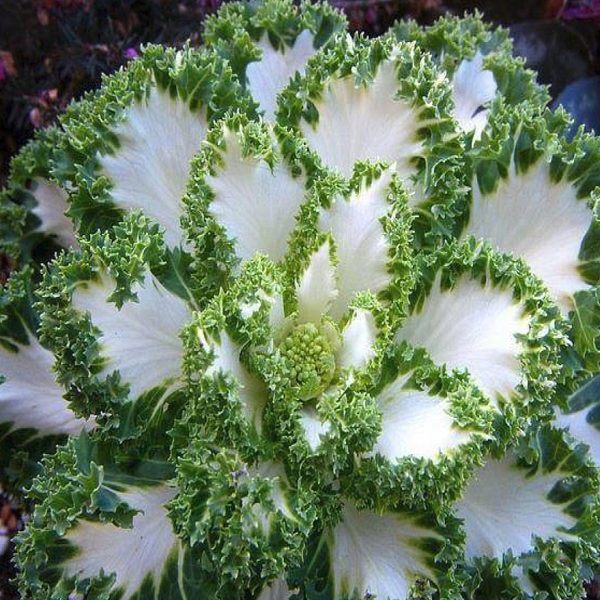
0,0,599,598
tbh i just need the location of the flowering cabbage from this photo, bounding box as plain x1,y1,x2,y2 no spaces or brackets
1,2,600,600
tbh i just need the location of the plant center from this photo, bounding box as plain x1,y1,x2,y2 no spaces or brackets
279,322,336,400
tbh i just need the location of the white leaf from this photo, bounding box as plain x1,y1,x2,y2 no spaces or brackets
455,455,577,560
330,502,440,600
30,178,78,248
336,309,377,370
99,89,206,248
319,168,394,320
247,30,316,121
64,486,178,600
452,52,497,140
397,275,529,403
299,404,330,451
0,336,91,436
300,60,423,179
464,161,593,314
371,372,469,461
207,129,306,263
72,272,191,400
296,241,338,323
267,292,286,335
206,331,267,433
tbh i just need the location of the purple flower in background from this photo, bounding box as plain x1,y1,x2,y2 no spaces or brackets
0,60,6,84
124,47,139,60
563,0,600,20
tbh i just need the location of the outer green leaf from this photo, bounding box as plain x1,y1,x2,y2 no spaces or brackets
36,216,193,438
457,425,600,600
0,269,92,495
55,44,253,243
16,433,214,600
0,129,77,267
277,33,466,247
395,239,569,430
203,0,346,120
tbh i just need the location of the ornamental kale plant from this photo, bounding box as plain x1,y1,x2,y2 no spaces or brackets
1,2,600,599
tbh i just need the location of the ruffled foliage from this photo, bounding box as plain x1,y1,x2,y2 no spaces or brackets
1,2,600,599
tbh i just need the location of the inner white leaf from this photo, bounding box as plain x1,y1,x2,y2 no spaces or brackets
30,178,78,248
331,502,440,600
206,330,267,433
0,336,91,436
247,30,316,121
64,485,178,600
72,272,191,400
99,89,206,248
464,161,593,314
300,60,423,180
397,275,529,403
337,309,378,370
206,129,306,263
319,168,394,320
455,455,577,560
371,372,469,461
299,404,330,451
296,241,338,323
451,51,497,140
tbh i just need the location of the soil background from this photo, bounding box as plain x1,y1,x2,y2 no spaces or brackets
1,0,600,598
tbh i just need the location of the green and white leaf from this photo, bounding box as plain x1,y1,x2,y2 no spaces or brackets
247,30,317,121
72,270,191,401
295,240,338,324
336,309,378,371
204,125,306,263
200,328,268,434
99,89,206,248
326,502,453,600
456,455,576,560
392,13,549,110
16,436,209,600
346,342,492,511
456,425,600,599
451,51,497,139
318,168,396,320
202,0,346,119
372,371,470,462
464,160,594,314
277,33,461,229
298,56,424,182
63,485,179,600
56,44,249,240
554,375,600,468
396,241,568,429
0,127,77,265
0,334,91,437
396,272,529,404
30,178,78,249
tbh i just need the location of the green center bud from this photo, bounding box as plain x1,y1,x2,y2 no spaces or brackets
279,323,336,400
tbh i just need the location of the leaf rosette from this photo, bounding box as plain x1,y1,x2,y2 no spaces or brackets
1,1,600,600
